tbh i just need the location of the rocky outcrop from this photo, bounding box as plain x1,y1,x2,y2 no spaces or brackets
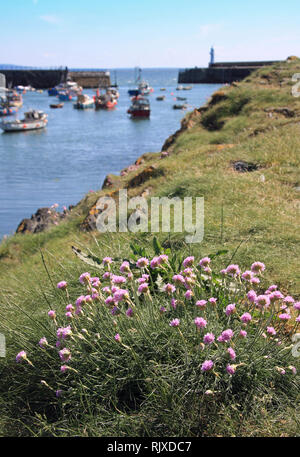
161,108,203,151
16,207,67,234
127,165,163,188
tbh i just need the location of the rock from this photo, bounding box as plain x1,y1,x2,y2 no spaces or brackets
264,107,295,117
161,108,202,151
16,207,66,234
127,165,164,188
232,161,259,173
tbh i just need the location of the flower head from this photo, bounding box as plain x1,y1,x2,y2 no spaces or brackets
241,312,252,324
79,272,91,284
59,348,71,362
39,337,48,349
57,281,67,290
225,304,236,316
251,262,265,274
194,317,207,329
203,332,215,345
226,364,236,375
169,318,180,327
199,257,211,268
183,256,194,268
136,257,149,268
196,299,207,308
201,360,214,372
228,347,236,360
16,351,27,363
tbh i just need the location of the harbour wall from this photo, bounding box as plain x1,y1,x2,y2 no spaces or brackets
178,60,282,84
1,69,111,89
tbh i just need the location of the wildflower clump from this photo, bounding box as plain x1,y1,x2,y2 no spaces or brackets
12,252,299,435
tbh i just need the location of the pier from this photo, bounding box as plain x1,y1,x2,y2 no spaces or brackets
0,68,111,89
178,60,282,84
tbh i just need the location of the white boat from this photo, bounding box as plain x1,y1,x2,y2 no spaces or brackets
0,110,48,132
73,94,94,109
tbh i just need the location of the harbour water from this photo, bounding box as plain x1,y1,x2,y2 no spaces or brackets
0,68,221,239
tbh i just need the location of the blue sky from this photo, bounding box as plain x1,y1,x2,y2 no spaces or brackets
0,0,300,68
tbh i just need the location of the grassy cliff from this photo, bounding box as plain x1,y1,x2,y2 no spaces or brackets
0,59,299,436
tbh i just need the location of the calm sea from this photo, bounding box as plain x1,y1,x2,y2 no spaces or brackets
0,68,221,239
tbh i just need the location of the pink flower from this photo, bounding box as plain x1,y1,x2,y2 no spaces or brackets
203,332,215,344
267,285,278,292
255,295,270,308
137,277,147,284
136,257,149,268
111,275,127,285
126,307,134,317
251,262,265,274
66,304,74,313
269,291,284,302
239,330,247,338
102,286,111,294
169,318,180,327
296,316,300,322
209,297,217,306
196,300,207,308
288,366,297,375
59,348,71,362
138,283,149,294
218,329,234,343
283,296,295,304
103,272,111,280
102,257,112,265
79,272,91,284
251,278,260,285
158,254,169,264
201,360,214,372
247,290,257,302
76,295,85,307
163,283,176,294
115,333,121,342
113,289,129,302
171,298,177,309
226,364,236,375
65,311,73,319
60,365,70,373
267,326,276,336
199,257,211,267
120,261,130,273
185,290,193,300
293,302,300,311
183,256,194,267
228,347,236,360
150,256,160,269
105,296,114,306
279,313,291,321
241,312,252,323
39,337,48,349
48,310,56,320
241,271,253,281
225,264,240,277
57,281,67,290
172,274,185,285
194,317,207,329
16,351,27,363
225,304,236,316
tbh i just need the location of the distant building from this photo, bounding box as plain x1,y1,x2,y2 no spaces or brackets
209,47,215,65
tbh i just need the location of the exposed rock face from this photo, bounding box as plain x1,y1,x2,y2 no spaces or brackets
16,208,66,234
264,107,295,118
232,161,259,173
161,108,203,152
127,165,163,188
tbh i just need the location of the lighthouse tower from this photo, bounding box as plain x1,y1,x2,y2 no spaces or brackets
209,46,215,66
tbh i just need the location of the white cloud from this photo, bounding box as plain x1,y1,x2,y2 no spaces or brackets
40,15,60,25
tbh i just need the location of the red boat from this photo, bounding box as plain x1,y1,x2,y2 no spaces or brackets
94,88,117,110
127,96,150,119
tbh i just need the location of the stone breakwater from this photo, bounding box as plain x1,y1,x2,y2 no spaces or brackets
1,69,111,89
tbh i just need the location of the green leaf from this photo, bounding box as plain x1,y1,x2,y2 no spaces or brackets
153,236,163,255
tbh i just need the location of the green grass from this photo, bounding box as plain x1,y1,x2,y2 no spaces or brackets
0,59,300,436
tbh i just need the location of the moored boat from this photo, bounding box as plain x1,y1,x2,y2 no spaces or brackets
94,88,117,110
50,103,64,109
73,94,94,109
0,110,48,132
156,95,165,101
7,90,23,108
58,91,72,101
173,103,188,110
127,96,150,119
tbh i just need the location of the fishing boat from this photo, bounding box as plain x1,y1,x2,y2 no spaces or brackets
49,81,82,97
7,90,23,108
0,110,48,132
138,79,153,95
128,67,153,96
173,103,188,110
58,91,72,101
127,96,150,119
49,103,64,109
73,94,94,109
94,88,117,109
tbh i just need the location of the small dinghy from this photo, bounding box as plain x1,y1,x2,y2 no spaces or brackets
172,103,188,110
50,103,64,109
176,96,187,101
156,95,165,101
0,110,48,132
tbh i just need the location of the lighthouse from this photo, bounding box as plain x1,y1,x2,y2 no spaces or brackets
209,46,215,66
